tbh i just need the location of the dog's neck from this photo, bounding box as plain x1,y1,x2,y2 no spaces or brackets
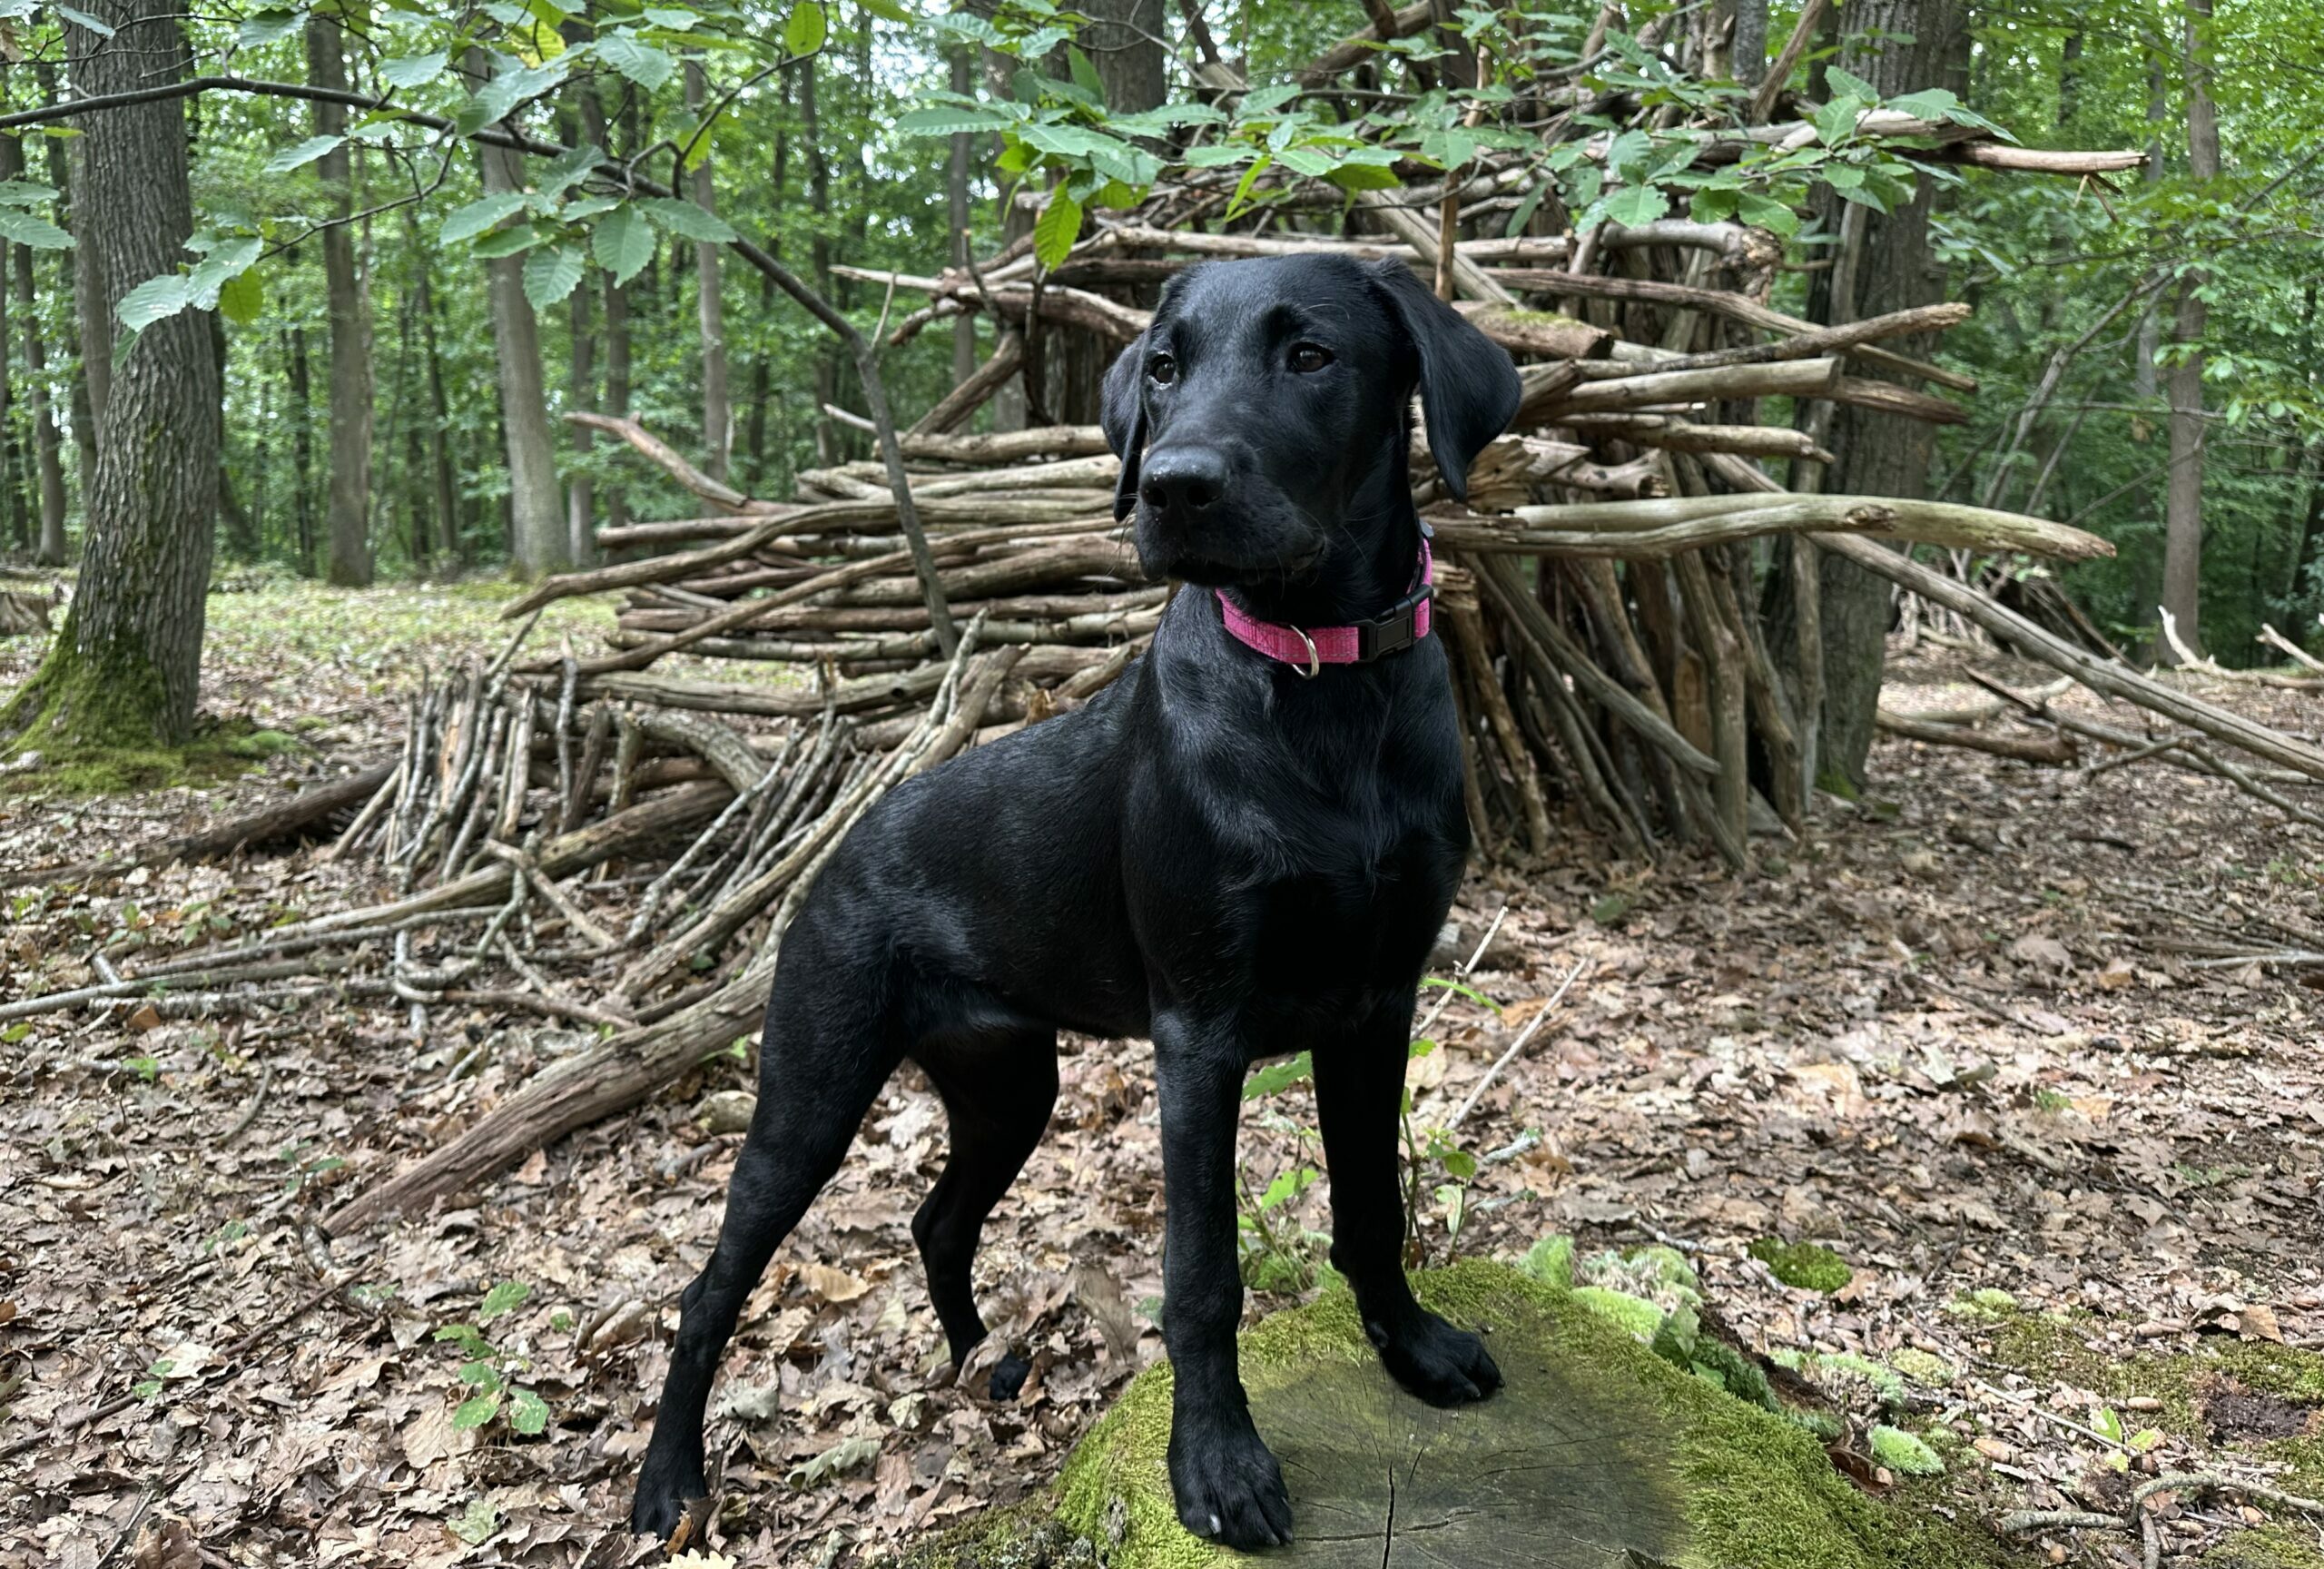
1215,445,1420,633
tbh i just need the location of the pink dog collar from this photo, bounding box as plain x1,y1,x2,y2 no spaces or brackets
1213,535,1435,677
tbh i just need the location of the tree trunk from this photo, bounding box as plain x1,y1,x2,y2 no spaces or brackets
0,135,69,566
4,0,220,750
579,84,631,538
1049,0,1165,426
2161,0,2219,662
801,55,840,464
684,60,732,484
948,45,978,388
745,77,788,490
1787,0,1965,793
37,60,100,508
1733,0,1769,86
310,15,373,587
2132,62,2164,401
286,325,317,570
567,262,598,568
473,57,567,580
411,219,458,572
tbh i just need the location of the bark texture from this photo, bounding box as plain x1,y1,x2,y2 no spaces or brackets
2162,0,2219,660
684,60,732,484
310,15,374,587
1793,0,1965,792
474,55,568,580
0,135,68,565
5,0,221,747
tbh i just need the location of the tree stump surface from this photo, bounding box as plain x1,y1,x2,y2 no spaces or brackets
976,1261,2004,1569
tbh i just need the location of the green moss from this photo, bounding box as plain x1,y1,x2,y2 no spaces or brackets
1974,1301,2324,1552
1868,1426,1944,1476
1945,1288,2021,1319
225,727,300,760
1889,1348,1955,1387
2201,1524,2324,1569
1748,1238,1854,1294
1573,1283,1669,1341
1043,1262,2003,1569
1513,1232,1573,1288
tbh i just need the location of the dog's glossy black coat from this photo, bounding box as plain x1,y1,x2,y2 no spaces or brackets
630,255,1522,1550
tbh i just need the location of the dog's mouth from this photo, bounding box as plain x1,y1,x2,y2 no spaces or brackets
1134,506,1325,588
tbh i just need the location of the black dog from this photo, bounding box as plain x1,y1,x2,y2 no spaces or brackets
630,254,1521,1550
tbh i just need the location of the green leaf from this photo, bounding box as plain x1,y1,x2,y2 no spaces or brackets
592,202,655,284
471,222,542,259
1257,1166,1316,1210
1031,186,1080,268
0,210,72,249
1274,145,1334,178
452,1393,502,1430
1813,96,1864,149
263,135,343,175
55,5,115,36
1735,192,1799,235
0,179,60,208
895,104,1013,137
478,1279,532,1322
1324,162,1400,192
1242,1050,1313,1100
1180,143,1249,168
593,35,675,92
1601,183,1668,227
783,0,826,55
187,236,262,309
448,1496,498,1545
439,192,527,245
522,245,585,311
234,10,302,48
641,195,736,242
379,50,449,89
219,269,263,324
1824,66,1881,104
1067,44,1104,104
1440,1148,1478,1180
115,273,193,336
507,1386,551,1435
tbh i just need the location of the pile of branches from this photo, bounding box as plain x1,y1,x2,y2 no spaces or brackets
18,12,2324,1238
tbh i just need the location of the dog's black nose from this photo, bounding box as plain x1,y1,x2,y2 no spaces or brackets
1139,449,1227,517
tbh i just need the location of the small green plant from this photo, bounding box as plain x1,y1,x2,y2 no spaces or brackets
1234,976,1500,1287
434,1280,551,1436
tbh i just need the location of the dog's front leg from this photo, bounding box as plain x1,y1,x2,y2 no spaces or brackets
1313,1005,1502,1406
1153,1012,1293,1550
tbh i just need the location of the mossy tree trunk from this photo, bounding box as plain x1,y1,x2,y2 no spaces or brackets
3,0,221,752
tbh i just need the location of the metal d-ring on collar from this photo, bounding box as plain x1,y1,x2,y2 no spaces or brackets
1289,626,1320,678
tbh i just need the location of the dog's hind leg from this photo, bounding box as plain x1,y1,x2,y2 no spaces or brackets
629,986,902,1540
911,1028,1058,1398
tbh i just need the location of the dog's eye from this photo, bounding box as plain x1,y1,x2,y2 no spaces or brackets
1288,343,1334,373
1147,353,1177,386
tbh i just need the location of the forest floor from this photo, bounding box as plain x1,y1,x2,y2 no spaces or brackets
3,574,2322,1569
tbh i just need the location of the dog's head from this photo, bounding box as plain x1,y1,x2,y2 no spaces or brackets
1101,254,1520,589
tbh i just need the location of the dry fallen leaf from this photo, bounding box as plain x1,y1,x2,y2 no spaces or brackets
798,1262,871,1303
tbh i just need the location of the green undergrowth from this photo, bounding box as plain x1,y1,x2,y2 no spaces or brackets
1973,1298,2324,1566
909,1259,2008,1569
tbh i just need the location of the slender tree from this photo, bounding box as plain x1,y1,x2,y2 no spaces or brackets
685,59,733,482
309,14,374,586
0,134,67,565
3,0,221,750
2162,0,2220,658
471,56,567,578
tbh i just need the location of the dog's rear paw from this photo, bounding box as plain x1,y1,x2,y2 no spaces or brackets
629,1456,708,1541
989,1351,1031,1401
1168,1415,1293,1550
1372,1312,1502,1406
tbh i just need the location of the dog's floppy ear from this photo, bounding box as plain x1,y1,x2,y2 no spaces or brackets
1369,261,1522,504
1101,332,1147,522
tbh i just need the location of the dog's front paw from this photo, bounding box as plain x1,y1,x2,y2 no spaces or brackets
1167,1411,1293,1550
1369,1311,1502,1406
629,1447,708,1541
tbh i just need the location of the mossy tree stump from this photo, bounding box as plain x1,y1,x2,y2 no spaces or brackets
921,1262,2004,1569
